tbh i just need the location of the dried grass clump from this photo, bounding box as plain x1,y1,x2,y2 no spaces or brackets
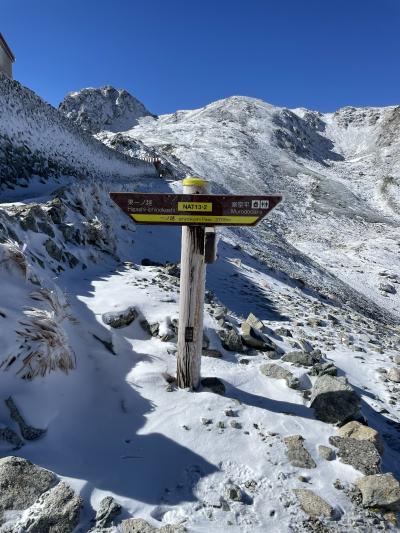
16,308,76,380
0,240,28,277
29,288,77,323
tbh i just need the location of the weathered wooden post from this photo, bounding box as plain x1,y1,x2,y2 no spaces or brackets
176,177,208,389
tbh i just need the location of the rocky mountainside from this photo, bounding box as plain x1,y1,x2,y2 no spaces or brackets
59,86,156,134
1,81,400,532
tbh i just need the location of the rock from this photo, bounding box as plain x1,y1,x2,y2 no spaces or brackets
201,377,225,395
329,436,381,475
338,421,384,455
121,518,186,532
260,363,299,389
202,349,222,358
230,420,242,429
5,397,46,441
218,328,245,352
274,326,292,337
225,484,243,502
241,322,276,351
213,306,226,320
306,318,327,327
95,496,122,528
387,367,400,383
164,263,180,278
0,456,56,516
379,282,396,294
293,489,334,519
0,426,24,449
282,351,317,367
245,312,264,330
356,473,400,511
308,362,337,377
15,481,82,533
44,238,63,262
310,375,360,424
318,445,335,461
393,355,400,365
102,306,138,328
284,435,316,468
292,339,314,353
140,319,160,337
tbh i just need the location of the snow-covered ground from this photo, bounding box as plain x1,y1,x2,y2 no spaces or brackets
0,83,400,531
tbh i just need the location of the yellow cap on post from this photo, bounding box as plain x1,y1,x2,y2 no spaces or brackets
182,176,208,187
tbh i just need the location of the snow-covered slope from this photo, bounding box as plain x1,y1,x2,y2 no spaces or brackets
1,82,400,532
0,75,158,192
59,86,155,134
88,94,400,323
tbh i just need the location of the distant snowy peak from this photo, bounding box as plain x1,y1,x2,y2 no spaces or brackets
59,86,155,134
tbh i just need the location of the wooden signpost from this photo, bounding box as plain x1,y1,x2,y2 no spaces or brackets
110,177,282,390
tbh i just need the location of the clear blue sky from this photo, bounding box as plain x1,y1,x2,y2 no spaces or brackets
2,0,400,114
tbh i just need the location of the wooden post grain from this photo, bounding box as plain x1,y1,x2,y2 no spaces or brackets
176,177,208,389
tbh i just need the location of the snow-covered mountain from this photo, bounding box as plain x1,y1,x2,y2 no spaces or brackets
59,86,156,134
1,81,400,532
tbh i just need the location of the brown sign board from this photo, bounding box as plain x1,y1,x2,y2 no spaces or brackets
110,192,282,227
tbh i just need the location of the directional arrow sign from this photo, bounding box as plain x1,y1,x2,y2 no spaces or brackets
109,192,282,226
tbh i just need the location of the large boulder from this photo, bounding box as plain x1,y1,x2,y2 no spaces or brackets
310,375,360,424
260,363,299,389
102,306,138,328
293,489,334,519
94,496,122,528
338,421,384,455
218,328,245,352
241,322,276,351
356,473,400,511
15,481,82,533
0,456,56,516
329,436,381,475
284,435,316,468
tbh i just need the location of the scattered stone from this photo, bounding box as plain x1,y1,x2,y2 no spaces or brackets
44,238,63,262
318,445,335,461
293,339,314,353
213,306,227,320
15,481,82,533
239,358,250,365
164,263,180,278
218,328,245,352
306,318,327,328
392,355,400,365
102,306,138,328
225,484,243,502
201,418,212,426
284,435,316,469
245,312,264,331
140,320,160,337
201,377,225,395
230,420,242,429
0,427,24,449
217,421,226,429
333,479,345,491
224,409,237,417
309,362,337,377
244,480,257,491
310,375,360,424
260,363,299,389
282,351,317,367
356,473,400,511
387,367,400,383
241,322,276,351
297,475,310,483
95,496,122,528
329,436,381,475
379,282,396,294
5,397,46,441
0,456,56,515
274,326,292,337
338,421,384,455
202,349,222,358
121,518,186,532
293,489,334,519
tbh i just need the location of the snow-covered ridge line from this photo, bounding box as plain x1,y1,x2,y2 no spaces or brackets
0,75,158,191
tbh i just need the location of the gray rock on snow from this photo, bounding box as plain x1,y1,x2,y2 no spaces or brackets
102,307,138,328
95,496,122,528
225,484,243,502
218,328,245,352
329,436,381,475
284,435,316,469
5,396,47,441
293,489,334,519
282,351,317,367
310,375,360,424
338,420,384,455
318,445,335,461
356,473,400,511
241,321,276,351
140,319,160,337
15,481,82,533
387,367,400,383
308,361,337,377
245,312,264,331
260,363,300,389
120,518,186,532
0,456,56,516
379,282,396,294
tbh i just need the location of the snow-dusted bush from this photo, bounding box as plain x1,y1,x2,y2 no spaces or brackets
0,239,29,278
